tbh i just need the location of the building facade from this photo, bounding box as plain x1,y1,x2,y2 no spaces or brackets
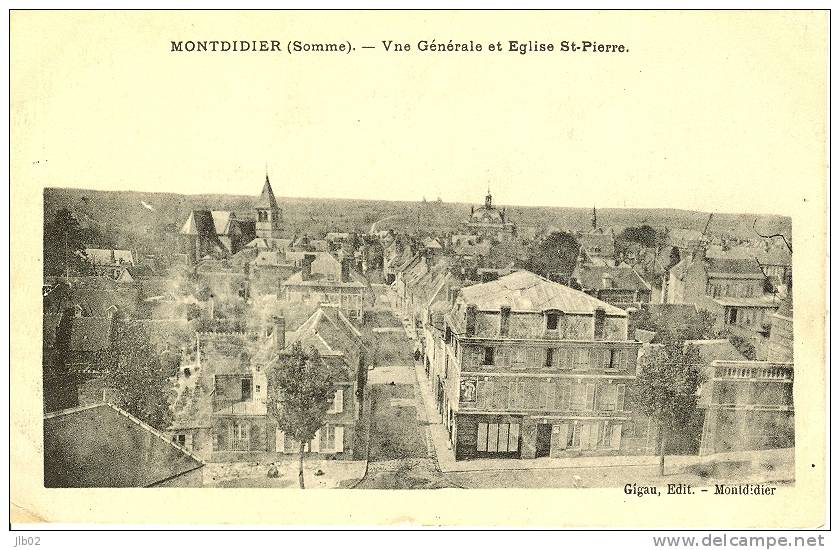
435,270,647,461
463,189,516,242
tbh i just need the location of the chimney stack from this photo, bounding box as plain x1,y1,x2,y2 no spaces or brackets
601,273,613,289
465,304,477,337
301,254,315,281
341,258,351,283
273,315,286,350
447,286,461,305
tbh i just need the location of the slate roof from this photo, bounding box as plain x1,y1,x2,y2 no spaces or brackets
180,210,215,236
458,270,627,316
574,265,651,292
44,403,204,487
255,175,279,209
670,254,764,282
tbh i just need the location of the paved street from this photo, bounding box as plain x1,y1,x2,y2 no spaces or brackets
353,359,459,489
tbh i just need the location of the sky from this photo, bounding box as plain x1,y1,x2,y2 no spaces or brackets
11,11,827,215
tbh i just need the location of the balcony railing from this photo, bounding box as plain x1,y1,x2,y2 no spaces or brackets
212,398,267,416
710,361,794,382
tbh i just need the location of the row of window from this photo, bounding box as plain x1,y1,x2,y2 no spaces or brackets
480,346,630,371
708,281,760,299
724,307,767,327
214,423,346,453
277,424,345,454
471,379,626,412
476,422,520,453
554,421,623,451
473,421,623,453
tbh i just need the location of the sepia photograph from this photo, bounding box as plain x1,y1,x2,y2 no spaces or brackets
10,8,828,530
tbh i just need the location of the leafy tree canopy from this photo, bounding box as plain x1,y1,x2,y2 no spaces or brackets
519,231,581,282
266,342,340,447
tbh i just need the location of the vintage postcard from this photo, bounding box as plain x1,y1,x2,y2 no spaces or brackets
9,10,828,527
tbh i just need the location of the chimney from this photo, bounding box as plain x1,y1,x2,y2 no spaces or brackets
601,273,613,289
341,259,351,282
447,286,461,305
301,254,315,281
594,307,606,340
465,304,477,337
273,315,286,350
500,305,511,336
693,246,707,261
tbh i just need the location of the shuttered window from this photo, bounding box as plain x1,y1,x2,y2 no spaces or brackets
328,388,344,413
476,422,521,453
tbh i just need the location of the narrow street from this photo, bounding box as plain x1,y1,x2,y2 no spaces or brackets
353,328,459,489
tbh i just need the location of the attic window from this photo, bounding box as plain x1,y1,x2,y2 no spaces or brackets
546,312,560,331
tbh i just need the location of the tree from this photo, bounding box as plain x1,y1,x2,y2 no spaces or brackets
53,307,75,371
636,340,703,476
620,225,658,248
43,208,97,277
630,306,716,343
266,342,340,489
109,322,175,430
520,231,581,282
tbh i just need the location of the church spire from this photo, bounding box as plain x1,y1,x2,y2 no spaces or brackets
592,205,597,231
256,172,279,209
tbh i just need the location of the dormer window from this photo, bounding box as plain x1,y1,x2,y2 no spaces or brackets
546,312,560,331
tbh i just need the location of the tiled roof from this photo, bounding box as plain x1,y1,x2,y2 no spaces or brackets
43,403,204,487
69,317,113,352
458,270,627,316
283,307,361,377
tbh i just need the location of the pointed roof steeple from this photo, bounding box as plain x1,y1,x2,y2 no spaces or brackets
256,173,279,209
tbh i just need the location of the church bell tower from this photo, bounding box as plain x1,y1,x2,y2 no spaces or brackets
255,173,282,238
